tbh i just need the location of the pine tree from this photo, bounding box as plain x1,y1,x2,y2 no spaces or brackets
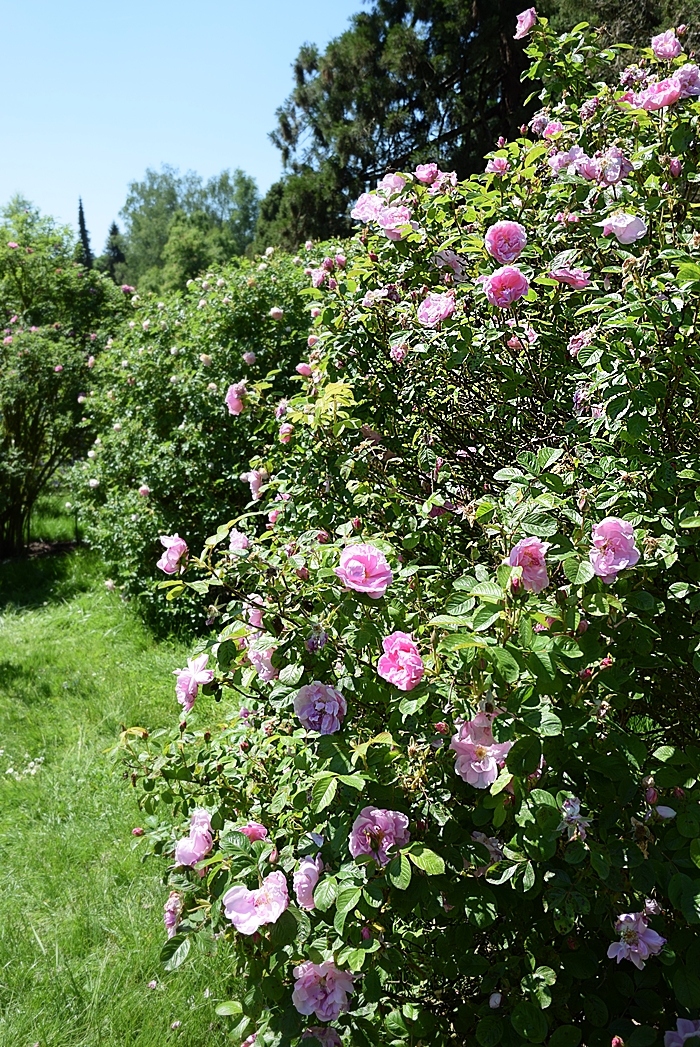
77,198,94,269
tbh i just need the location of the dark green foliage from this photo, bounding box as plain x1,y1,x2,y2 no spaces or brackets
95,220,127,283
77,197,94,269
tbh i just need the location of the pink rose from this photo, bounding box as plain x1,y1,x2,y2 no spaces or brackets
87,354,96,367
238,821,268,842
279,422,294,443
598,146,633,186
484,221,527,264
311,268,326,288
225,381,247,416
378,172,406,192
163,891,181,938
173,653,214,714
296,362,313,377
54,364,63,373
376,205,413,241
292,960,355,1023
417,291,455,327
506,536,550,593
479,265,529,307
596,213,647,244
223,870,289,935
670,157,683,177
349,806,410,866
414,162,439,184
589,517,640,584
138,484,150,497
676,63,700,98
450,713,513,789
229,529,249,553
514,7,537,39
485,157,511,176
350,193,383,222
293,854,324,910
242,351,256,365
335,253,347,268
651,29,682,60
157,533,188,574
637,77,682,110
334,543,393,599
549,266,591,289
269,307,283,320
175,809,212,866
244,469,264,501
377,631,424,691
294,682,347,734
542,120,564,138
248,647,278,681
607,912,666,969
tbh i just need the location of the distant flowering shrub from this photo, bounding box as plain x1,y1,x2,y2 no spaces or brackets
121,14,700,1046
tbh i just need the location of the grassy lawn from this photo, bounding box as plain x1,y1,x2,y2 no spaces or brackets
0,549,234,1047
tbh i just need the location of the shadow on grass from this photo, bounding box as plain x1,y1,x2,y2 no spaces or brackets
0,546,102,614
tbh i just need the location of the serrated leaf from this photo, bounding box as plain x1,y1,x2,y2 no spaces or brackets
337,773,366,791
336,885,362,915
160,933,191,971
313,876,337,912
406,845,445,876
387,853,412,890
312,774,338,812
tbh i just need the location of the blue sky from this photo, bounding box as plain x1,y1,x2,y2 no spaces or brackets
0,0,360,250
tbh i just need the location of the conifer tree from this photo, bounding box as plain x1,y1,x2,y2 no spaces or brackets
77,198,94,270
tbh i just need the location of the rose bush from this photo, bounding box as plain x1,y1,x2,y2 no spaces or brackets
122,16,700,1045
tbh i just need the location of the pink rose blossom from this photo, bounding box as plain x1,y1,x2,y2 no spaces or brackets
311,268,326,288
296,362,313,377
415,162,439,184
7,241,19,249
302,1028,342,1047
294,682,347,734
54,364,63,373
350,193,383,222
293,854,324,909
349,806,410,866
555,212,580,223
279,422,294,444
676,63,700,98
598,146,634,186
506,536,550,593
549,267,591,289
637,77,682,110
242,351,256,365
428,169,457,195
376,205,413,240
269,307,283,320
607,912,666,969
275,399,288,420
390,343,409,363
163,891,181,938
248,647,278,681
244,469,264,501
87,355,95,367
596,213,647,244
173,653,213,715
334,543,393,599
225,381,247,416
335,253,347,268
543,120,564,138
670,157,683,177
478,265,530,307
157,534,188,574
485,157,511,176
651,29,682,60
514,7,537,39
378,172,406,193
229,529,249,553
417,291,455,327
589,517,640,583
175,809,212,866
664,1020,700,1047
138,484,150,497
450,713,513,789
484,221,527,264
223,870,289,935
238,821,268,842
377,631,424,691
292,960,355,1022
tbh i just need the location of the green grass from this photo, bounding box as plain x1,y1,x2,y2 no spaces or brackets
0,549,235,1046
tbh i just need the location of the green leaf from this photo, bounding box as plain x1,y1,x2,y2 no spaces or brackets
279,663,304,686
160,933,191,971
563,557,595,586
387,853,412,890
680,516,700,528
406,845,445,876
337,773,366,791
507,735,543,776
215,1001,243,1017
269,908,298,949
312,774,338,812
690,839,700,869
489,646,520,683
313,876,338,912
335,886,362,915
476,1017,504,1047
674,966,700,1008
511,1001,548,1042
547,1028,582,1047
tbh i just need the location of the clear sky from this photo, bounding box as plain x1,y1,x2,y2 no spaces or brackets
0,0,361,250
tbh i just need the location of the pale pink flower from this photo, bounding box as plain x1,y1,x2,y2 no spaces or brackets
378,172,406,193
598,146,634,186
350,193,384,222
514,7,537,39
223,871,289,935
434,248,466,279
567,326,597,358
485,157,511,175
294,682,347,734
506,536,550,593
275,399,288,420
242,351,256,365
376,205,413,240
229,529,249,553
302,1028,342,1047
175,809,212,866
558,797,591,840
415,162,439,184
245,469,264,501
54,364,63,373
225,381,247,416
607,912,665,969
138,484,150,497
7,241,19,249
664,1020,700,1047
296,362,313,377
293,854,324,910
335,253,347,268
278,422,294,444
549,266,590,289
173,654,213,715
311,268,326,288
651,29,682,60
157,534,188,574
269,307,283,320
417,292,455,327
542,120,564,138
248,647,278,681
163,891,181,938
390,343,409,363
637,77,682,110
238,821,268,842
676,63,700,98
292,960,355,1022
589,517,640,583
478,265,529,307
596,213,647,244
506,323,538,350
377,632,424,691
556,212,579,224
484,221,527,264
450,713,512,789
349,807,410,866
334,543,393,599
246,595,264,631
670,157,683,177
427,170,457,195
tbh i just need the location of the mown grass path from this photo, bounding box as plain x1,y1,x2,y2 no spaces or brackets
0,551,232,1046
